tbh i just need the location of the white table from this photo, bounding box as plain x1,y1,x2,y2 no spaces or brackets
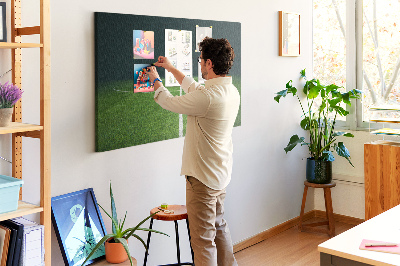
318,204,400,266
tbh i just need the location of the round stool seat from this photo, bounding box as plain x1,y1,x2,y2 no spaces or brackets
304,181,336,188
150,205,188,221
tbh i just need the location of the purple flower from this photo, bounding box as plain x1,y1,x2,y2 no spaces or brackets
0,82,23,109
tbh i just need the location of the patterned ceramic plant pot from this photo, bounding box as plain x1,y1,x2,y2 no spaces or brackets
105,238,128,264
0,108,13,127
306,158,332,184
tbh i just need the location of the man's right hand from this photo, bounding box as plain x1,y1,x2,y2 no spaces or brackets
154,56,175,72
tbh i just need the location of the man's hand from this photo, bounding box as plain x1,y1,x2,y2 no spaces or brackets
154,56,175,72
143,66,160,83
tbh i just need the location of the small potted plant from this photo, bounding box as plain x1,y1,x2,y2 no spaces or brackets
81,183,168,266
0,82,23,127
274,69,362,183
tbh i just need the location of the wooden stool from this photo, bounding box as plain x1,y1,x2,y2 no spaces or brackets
143,205,194,266
298,181,336,237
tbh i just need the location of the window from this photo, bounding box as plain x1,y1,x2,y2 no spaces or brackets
313,0,400,130
313,0,347,122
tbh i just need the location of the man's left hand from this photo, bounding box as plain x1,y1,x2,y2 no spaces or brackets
143,66,160,83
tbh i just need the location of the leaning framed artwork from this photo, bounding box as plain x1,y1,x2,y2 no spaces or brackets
51,188,107,266
279,11,300,56
0,2,6,42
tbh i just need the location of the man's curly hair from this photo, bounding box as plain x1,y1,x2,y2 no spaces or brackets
199,37,235,75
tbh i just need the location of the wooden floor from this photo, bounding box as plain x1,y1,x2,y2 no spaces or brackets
234,217,354,266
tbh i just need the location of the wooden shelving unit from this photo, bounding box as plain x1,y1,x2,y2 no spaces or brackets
0,42,43,48
0,201,43,221
0,0,51,265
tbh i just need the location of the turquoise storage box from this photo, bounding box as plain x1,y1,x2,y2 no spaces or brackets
0,175,24,214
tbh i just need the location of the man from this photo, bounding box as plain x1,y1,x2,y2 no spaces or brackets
144,37,239,266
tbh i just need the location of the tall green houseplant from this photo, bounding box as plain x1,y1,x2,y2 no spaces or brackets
274,69,361,182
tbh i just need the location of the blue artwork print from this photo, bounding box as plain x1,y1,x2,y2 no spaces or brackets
51,188,107,266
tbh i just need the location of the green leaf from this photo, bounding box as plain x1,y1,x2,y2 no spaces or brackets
274,89,288,103
318,101,326,113
303,80,316,94
288,86,297,95
131,234,148,250
284,135,305,153
98,204,120,236
321,88,326,98
321,151,335,162
332,131,346,137
341,92,351,105
300,117,310,130
115,238,133,266
349,89,362,99
335,142,354,167
120,211,127,230
136,227,170,237
325,84,339,94
308,85,320,99
343,133,354,137
300,69,306,78
328,97,342,108
81,234,114,266
332,106,349,116
110,182,118,234
123,211,160,239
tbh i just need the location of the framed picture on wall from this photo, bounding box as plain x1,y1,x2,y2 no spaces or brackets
51,188,107,266
279,11,300,56
0,2,6,42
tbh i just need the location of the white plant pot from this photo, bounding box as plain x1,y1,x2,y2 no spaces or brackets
0,108,14,127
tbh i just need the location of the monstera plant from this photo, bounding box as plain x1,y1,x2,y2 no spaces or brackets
274,69,362,183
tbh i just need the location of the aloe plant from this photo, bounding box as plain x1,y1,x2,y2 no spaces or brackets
81,182,168,266
274,69,362,166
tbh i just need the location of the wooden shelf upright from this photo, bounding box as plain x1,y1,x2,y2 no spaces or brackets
0,0,51,265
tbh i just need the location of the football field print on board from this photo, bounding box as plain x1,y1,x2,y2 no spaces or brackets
95,12,241,152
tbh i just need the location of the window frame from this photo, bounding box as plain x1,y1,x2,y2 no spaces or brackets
314,0,400,131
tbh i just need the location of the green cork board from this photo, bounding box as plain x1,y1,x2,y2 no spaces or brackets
95,12,241,152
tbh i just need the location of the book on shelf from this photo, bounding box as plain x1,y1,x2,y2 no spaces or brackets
0,220,23,266
11,217,44,266
0,222,16,266
0,225,11,266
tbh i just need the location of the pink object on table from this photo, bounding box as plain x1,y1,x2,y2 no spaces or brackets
359,239,400,255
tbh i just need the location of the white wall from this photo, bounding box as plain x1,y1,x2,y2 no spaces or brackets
1,0,315,265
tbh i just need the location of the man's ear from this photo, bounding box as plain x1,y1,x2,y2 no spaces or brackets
206,59,213,69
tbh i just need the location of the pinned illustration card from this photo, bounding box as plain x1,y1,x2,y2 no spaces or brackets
165,29,192,87
133,30,154,59
196,26,212,52
134,64,154,93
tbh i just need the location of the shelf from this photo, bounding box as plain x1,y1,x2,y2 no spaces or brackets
0,201,43,221
370,128,400,136
0,122,42,134
0,42,43,49
369,118,400,123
